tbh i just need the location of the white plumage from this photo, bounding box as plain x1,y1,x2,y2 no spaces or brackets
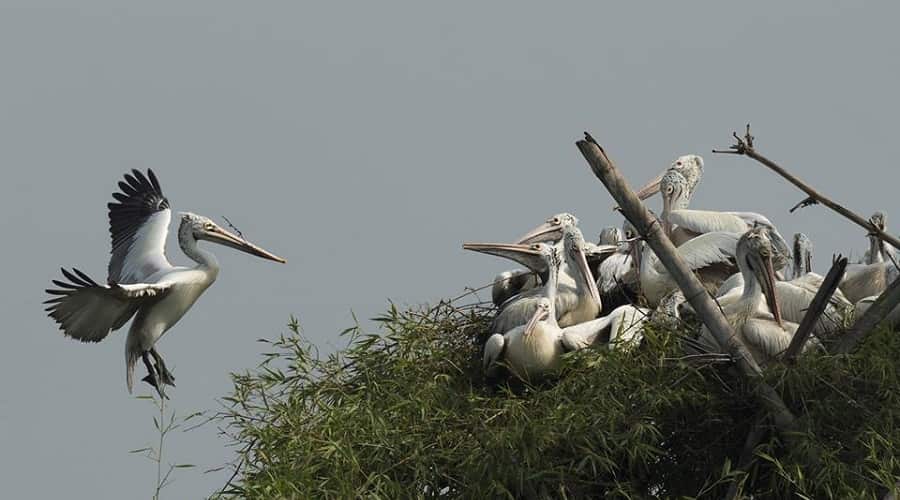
45,169,285,397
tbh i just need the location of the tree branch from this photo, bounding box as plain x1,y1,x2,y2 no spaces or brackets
712,124,900,251
576,132,798,434
783,256,848,363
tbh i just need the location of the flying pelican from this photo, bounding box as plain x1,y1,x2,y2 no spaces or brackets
44,169,286,397
697,227,812,365
658,169,791,270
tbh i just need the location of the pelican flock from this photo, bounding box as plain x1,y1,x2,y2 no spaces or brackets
44,155,896,391
45,169,285,397
464,152,894,380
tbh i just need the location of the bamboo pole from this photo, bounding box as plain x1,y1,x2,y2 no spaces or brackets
575,133,798,432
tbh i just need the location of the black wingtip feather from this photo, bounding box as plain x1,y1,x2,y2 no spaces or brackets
72,268,99,286
107,169,170,272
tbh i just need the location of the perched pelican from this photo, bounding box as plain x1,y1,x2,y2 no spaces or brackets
639,231,739,307
486,213,583,307
582,228,620,279
791,233,814,280
787,233,850,305
482,247,567,380
516,214,608,327
465,234,611,335
860,212,896,265
658,169,791,270
713,233,848,335
634,154,705,202
44,169,286,397
595,222,641,309
698,227,816,365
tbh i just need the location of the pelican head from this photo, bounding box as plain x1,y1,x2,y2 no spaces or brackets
635,154,704,200
792,233,813,278
620,220,643,272
561,226,603,306
524,297,554,337
598,227,623,246
462,241,557,277
871,211,887,232
738,227,782,326
660,170,691,238
178,212,286,263
516,212,578,244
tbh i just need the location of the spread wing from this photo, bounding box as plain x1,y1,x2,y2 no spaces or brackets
44,268,173,342
108,169,173,284
653,232,739,275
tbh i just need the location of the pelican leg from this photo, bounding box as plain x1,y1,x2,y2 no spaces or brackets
140,351,167,399
149,347,176,387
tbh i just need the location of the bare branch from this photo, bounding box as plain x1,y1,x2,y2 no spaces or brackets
222,215,246,240
783,256,847,363
712,124,900,251
576,132,798,435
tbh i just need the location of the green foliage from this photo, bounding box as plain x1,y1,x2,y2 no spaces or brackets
214,300,900,499
130,395,199,500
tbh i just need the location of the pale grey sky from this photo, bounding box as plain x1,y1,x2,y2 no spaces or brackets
1,1,898,498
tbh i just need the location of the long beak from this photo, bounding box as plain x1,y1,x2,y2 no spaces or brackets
635,170,666,201
804,252,812,275
462,242,546,274
524,305,550,337
758,254,782,326
574,245,602,306
583,243,618,259
516,222,562,245
202,224,287,263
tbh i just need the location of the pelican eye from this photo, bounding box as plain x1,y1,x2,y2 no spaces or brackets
204,223,215,230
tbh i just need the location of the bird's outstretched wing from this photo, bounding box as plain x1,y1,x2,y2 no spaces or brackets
653,231,739,275
108,169,173,284
44,268,173,342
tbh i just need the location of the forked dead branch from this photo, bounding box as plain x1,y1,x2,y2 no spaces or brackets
575,132,799,435
713,125,900,353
